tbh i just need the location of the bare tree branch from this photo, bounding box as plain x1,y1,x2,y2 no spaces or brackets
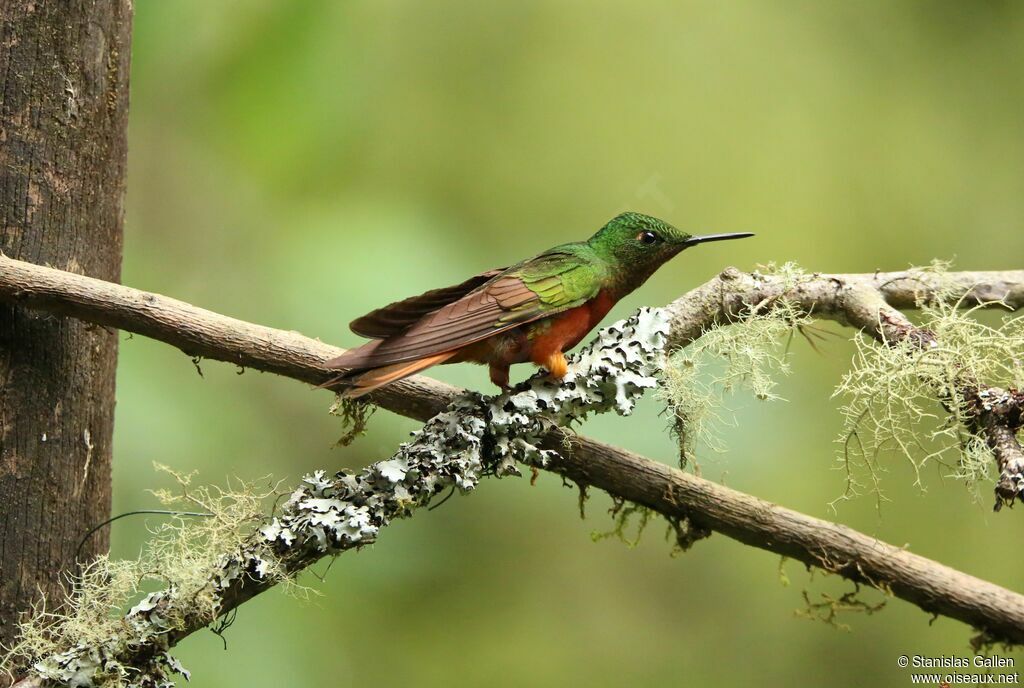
2,255,1024,686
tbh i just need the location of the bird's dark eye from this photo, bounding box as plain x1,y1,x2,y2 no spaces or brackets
637,230,660,245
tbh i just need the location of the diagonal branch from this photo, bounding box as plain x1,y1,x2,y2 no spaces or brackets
2,256,1024,686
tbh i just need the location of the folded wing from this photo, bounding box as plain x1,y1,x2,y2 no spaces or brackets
326,249,599,371
350,268,507,338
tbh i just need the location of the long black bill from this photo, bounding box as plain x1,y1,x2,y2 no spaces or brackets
682,232,755,247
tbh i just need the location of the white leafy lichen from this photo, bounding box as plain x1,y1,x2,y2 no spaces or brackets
262,308,671,553
10,308,671,688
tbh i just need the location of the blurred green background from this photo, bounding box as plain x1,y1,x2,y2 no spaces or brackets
111,1,1024,686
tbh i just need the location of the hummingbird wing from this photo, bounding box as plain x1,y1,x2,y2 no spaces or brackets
350,268,508,338
326,248,602,371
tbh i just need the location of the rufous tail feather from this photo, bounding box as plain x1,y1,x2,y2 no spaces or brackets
333,351,457,399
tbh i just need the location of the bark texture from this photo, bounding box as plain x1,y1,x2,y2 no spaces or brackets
0,0,131,659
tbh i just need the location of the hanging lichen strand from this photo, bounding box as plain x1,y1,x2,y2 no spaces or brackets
833,265,1024,506
10,308,670,688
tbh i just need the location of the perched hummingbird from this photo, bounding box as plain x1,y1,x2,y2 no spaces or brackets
325,212,752,397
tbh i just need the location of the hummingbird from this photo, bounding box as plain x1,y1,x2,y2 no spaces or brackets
324,212,752,398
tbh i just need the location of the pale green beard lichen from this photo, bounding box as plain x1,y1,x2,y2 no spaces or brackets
2,466,283,688
660,268,812,466
834,262,1024,503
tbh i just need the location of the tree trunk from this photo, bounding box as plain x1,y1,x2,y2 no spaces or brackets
0,0,131,666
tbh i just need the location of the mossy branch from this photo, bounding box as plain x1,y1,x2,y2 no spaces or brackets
1,255,1023,686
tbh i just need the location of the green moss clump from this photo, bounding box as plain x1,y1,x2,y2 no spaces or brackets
794,586,887,632
329,394,376,447
591,499,652,548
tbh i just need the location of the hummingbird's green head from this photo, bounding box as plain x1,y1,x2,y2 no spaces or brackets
588,212,753,295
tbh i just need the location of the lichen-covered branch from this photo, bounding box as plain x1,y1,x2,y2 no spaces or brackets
11,310,670,686
968,387,1024,505
660,265,1024,505
661,266,1024,347
2,255,1024,686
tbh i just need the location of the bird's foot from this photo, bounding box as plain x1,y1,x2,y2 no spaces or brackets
544,352,569,380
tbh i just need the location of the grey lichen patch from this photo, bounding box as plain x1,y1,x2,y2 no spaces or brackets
833,262,1024,504
11,308,672,688
660,292,810,465
264,308,671,556
487,307,669,471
